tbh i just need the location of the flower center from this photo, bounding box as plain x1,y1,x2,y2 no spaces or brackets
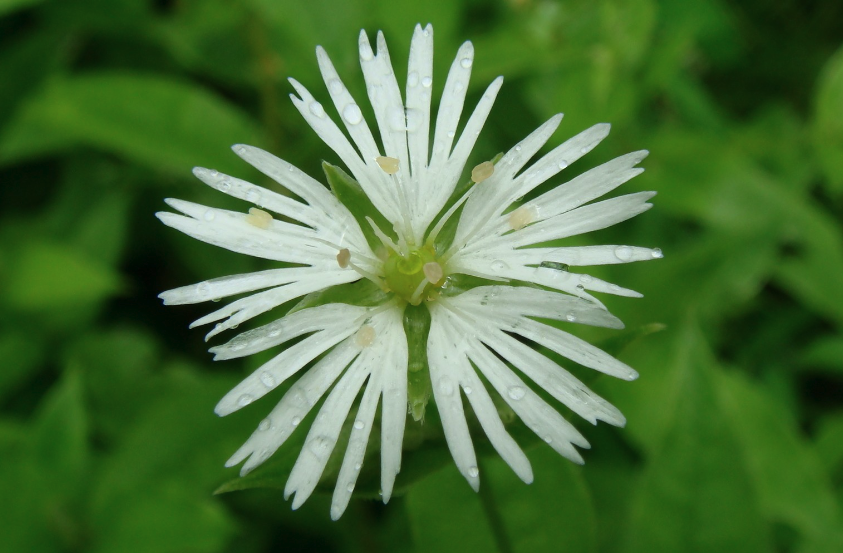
382,245,445,305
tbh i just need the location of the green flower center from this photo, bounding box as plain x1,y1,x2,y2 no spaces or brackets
382,246,445,305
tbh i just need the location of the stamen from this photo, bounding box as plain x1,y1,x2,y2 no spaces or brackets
336,248,351,268
245,207,273,229
508,205,535,230
376,156,399,174
422,262,444,285
408,278,430,305
471,161,494,183
366,216,402,254
348,260,388,292
355,324,376,347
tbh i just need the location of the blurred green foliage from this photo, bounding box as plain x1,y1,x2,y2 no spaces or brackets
1,0,842,552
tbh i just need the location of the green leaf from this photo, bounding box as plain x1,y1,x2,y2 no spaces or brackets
0,73,263,175
596,322,667,358
622,323,770,553
0,331,46,402
2,242,123,310
0,0,43,17
813,45,843,195
800,335,843,376
715,370,843,552
323,161,394,251
30,370,89,498
289,278,390,315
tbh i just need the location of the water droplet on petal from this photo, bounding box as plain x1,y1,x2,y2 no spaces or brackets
651,248,663,259
328,79,343,94
508,386,526,400
346,483,355,493
203,210,215,221
460,57,473,68
464,386,473,395
218,179,231,192
342,104,363,125
490,259,509,273
309,101,325,118
236,145,247,154
245,188,262,203
421,76,432,88
291,416,301,427
515,145,522,152
308,436,334,459
544,436,553,444
354,462,362,471
468,466,479,478
454,81,464,93
614,246,633,261
258,418,271,431
558,160,569,170
566,313,577,322
237,394,254,407
209,169,219,177
259,371,276,388
353,419,365,430
579,274,593,284
196,282,211,296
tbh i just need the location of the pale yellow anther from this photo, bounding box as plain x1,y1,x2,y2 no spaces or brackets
471,161,494,183
336,248,351,268
508,205,535,231
355,324,376,348
376,156,399,174
422,261,444,285
245,207,273,229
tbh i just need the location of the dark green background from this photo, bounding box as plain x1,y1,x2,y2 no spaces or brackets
2,0,843,551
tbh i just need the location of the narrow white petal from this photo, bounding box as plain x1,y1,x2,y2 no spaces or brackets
190,271,361,339
225,339,360,474
429,42,474,171
191,167,319,228
405,24,434,180
377,309,409,502
427,310,479,491
159,266,337,305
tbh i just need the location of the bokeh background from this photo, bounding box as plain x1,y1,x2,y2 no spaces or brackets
2,0,843,551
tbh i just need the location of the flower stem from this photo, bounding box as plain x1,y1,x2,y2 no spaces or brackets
477,463,513,553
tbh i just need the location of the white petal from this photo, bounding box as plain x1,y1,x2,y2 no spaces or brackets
427,310,479,491
225,338,360,474
405,24,434,180
429,41,474,172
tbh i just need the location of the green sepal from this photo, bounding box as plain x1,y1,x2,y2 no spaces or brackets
322,161,394,251
403,303,432,422
288,278,390,315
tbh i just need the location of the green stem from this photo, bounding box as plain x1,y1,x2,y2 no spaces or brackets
477,463,513,553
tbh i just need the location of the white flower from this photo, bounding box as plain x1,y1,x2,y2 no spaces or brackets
157,24,661,520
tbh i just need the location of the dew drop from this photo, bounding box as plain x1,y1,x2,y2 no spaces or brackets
209,169,219,177
342,103,363,125
468,466,479,478
359,44,374,61
454,81,464,93
308,436,334,459
515,145,522,152
259,371,276,388
580,146,589,154
236,145,247,154
269,329,281,338
460,57,473,69
218,179,231,192
566,313,577,322
237,394,254,407
464,386,473,395
651,248,663,259
196,282,211,296
353,419,365,430
408,71,419,87
203,210,215,222
544,436,553,444
447,130,455,138
421,76,432,88
328,79,343,94
614,246,633,261
291,416,302,427
579,274,593,284
354,462,362,471
438,376,455,396
245,188,262,203
258,418,271,431
558,160,569,170
507,386,526,400
490,259,509,273
309,101,325,118
347,483,355,493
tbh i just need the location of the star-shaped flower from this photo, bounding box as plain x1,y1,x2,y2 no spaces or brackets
158,24,661,520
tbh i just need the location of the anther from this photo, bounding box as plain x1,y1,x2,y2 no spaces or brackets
245,207,273,229
508,206,535,230
355,325,376,347
336,248,351,268
376,156,399,174
471,161,494,183
422,262,443,285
